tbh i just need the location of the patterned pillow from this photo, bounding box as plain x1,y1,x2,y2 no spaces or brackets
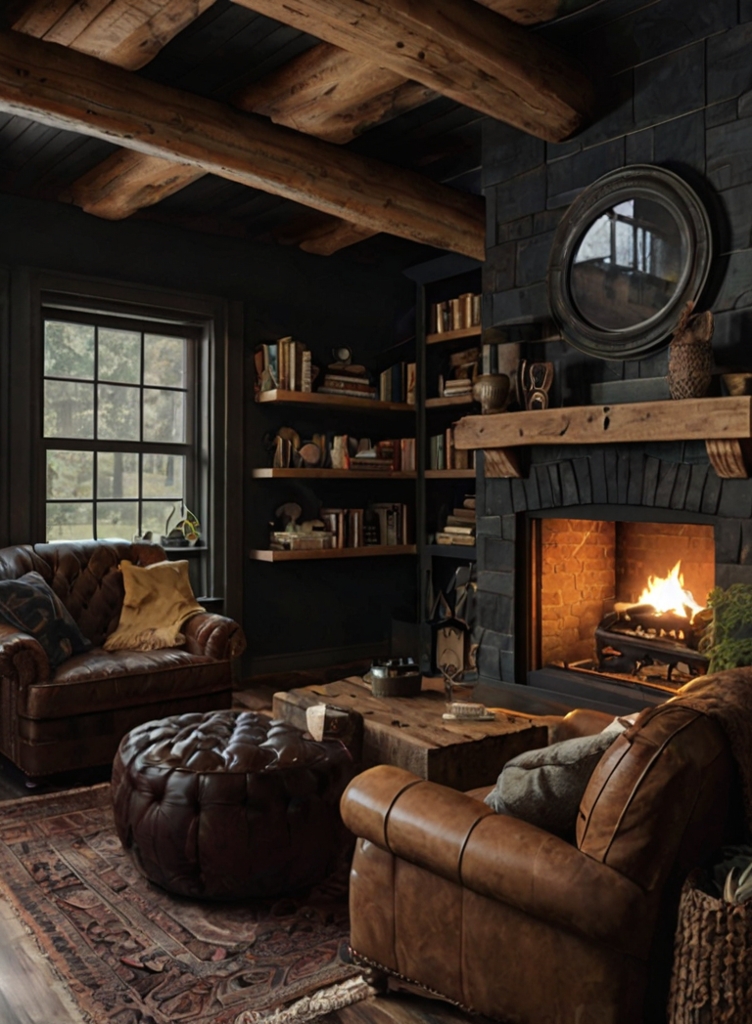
0,571,91,668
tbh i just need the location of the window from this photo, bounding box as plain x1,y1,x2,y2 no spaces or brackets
42,310,201,544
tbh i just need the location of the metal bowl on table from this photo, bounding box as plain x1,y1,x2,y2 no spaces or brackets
364,658,422,697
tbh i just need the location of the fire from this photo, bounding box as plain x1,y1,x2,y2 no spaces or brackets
638,561,703,618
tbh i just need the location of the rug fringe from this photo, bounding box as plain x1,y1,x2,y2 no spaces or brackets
234,974,375,1024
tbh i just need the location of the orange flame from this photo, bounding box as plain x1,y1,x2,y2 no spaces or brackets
638,561,703,618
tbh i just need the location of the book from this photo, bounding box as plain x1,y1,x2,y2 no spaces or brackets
436,533,476,547
452,507,476,520
406,362,416,405
318,387,377,399
463,495,476,509
446,514,475,527
323,373,372,387
443,524,475,536
301,350,312,392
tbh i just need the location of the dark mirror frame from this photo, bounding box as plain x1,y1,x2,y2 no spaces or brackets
548,165,712,360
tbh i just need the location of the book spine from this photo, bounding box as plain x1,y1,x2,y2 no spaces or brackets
301,350,312,392
406,362,416,405
472,293,481,326
450,298,462,331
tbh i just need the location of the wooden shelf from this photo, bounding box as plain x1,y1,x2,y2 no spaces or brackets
425,395,474,409
455,397,752,450
425,544,477,560
426,326,481,346
424,469,477,479
250,544,417,561
256,389,414,412
252,468,416,479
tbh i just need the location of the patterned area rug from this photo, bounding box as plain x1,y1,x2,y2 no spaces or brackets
0,784,368,1024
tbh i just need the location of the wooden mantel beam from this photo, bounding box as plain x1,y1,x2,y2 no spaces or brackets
231,0,596,143
0,30,484,258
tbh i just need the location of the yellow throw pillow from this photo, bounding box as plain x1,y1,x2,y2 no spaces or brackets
104,560,204,652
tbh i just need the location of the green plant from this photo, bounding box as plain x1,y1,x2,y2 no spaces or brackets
705,584,752,672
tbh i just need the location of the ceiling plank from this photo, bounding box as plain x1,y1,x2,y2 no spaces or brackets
0,30,484,257
11,0,219,70
231,0,595,143
473,0,565,24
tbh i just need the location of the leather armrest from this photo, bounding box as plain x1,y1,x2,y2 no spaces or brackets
342,765,652,958
0,623,51,690
183,612,247,660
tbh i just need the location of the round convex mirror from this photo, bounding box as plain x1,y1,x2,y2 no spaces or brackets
548,166,712,359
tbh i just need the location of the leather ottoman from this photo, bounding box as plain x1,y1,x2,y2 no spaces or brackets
111,710,355,900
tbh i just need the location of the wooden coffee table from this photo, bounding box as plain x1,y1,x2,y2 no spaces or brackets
272,676,548,791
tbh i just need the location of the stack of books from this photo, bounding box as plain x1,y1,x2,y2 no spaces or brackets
255,336,312,393
439,346,479,399
379,361,416,404
430,293,482,334
318,371,376,400
443,378,473,400
436,496,476,547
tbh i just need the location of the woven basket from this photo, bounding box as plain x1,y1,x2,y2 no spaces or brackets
668,871,752,1023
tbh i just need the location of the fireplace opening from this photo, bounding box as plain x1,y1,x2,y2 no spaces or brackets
535,518,715,692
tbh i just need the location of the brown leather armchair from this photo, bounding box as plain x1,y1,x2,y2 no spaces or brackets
341,695,739,1024
0,541,246,777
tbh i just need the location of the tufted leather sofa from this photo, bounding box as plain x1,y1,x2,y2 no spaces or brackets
112,710,354,899
0,541,246,777
341,690,741,1024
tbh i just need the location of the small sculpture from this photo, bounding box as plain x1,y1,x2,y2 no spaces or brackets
667,302,714,400
520,360,554,410
472,373,510,414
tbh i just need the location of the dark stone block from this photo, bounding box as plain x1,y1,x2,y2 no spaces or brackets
718,479,752,519
558,460,579,506
533,209,565,235
707,118,752,192
626,127,654,164
511,477,528,512
502,515,516,541
545,138,582,162
711,251,752,313
485,187,497,249
701,470,722,515
716,563,752,588
652,109,706,176
477,640,500,679
573,457,593,505
627,451,645,504
523,473,541,511
742,0,752,21
486,477,513,515
685,464,709,513
491,283,549,324
718,185,752,254
516,231,555,288
712,309,752,365
617,451,631,504
655,461,679,507
707,22,752,104
494,166,547,225
500,651,516,683
549,463,563,507
535,463,554,508
739,90,752,119
478,591,514,634
605,448,619,504
706,98,739,128
589,449,608,504
716,518,741,563
634,44,705,129
482,537,516,572
483,243,516,295
741,519,752,565
566,70,635,149
642,456,660,506
482,291,493,329
477,516,502,537
497,216,533,243
478,570,514,596
670,462,691,510
482,121,545,189
546,139,625,210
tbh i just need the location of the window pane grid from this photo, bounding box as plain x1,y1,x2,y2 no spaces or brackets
43,314,193,543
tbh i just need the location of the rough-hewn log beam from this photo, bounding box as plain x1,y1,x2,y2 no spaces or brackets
231,0,595,142
0,30,484,257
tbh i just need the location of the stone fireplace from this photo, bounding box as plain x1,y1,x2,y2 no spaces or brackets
475,439,752,713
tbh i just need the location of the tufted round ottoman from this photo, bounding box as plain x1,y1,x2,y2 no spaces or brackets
111,710,355,900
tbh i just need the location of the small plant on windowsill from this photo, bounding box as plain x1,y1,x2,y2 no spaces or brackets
161,504,201,548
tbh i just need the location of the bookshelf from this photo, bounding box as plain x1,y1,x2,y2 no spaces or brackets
252,468,416,479
426,325,482,346
250,545,417,561
256,389,414,413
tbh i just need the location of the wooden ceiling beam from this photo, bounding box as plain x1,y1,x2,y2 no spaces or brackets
231,0,595,143
10,0,218,70
0,30,484,257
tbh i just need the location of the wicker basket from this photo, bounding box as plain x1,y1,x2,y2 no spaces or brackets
668,871,752,1023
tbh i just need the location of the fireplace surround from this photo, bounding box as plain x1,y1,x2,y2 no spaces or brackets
474,438,752,713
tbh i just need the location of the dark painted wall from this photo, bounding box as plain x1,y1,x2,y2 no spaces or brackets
478,0,752,685
0,193,417,671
